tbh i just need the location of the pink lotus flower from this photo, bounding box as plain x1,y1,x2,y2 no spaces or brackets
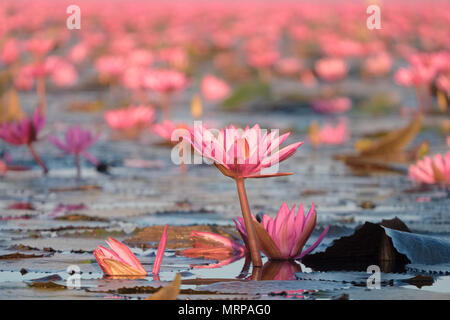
363,52,392,77
190,124,303,267
26,37,54,57
95,55,126,80
0,109,48,174
152,120,193,143
142,69,187,94
49,126,99,178
394,66,435,87
275,58,303,76
408,152,450,185
1,38,20,65
142,69,187,119
44,57,78,87
127,49,154,67
181,231,246,269
247,49,279,69
104,105,155,131
190,124,303,179
94,225,167,277
68,42,89,64
309,120,349,145
234,202,329,260
14,65,36,91
201,75,230,102
315,58,348,82
311,97,352,114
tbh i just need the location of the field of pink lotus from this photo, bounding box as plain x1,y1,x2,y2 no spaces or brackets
0,0,449,300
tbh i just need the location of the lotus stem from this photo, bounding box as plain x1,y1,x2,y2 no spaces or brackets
235,177,262,267
36,76,47,115
161,92,171,120
251,264,262,280
27,143,48,175
75,154,81,179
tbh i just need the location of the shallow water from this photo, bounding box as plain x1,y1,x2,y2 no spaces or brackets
0,78,449,300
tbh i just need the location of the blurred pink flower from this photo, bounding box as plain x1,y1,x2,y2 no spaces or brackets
25,37,54,57
68,42,89,63
275,58,303,76
0,109,48,174
0,109,44,146
311,97,352,114
44,57,77,87
142,69,187,94
14,65,36,90
315,57,348,82
104,105,155,131
95,55,126,79
310,120,349,145
49,126,99,170
234,202,329,260
127,49,154,67
152,120,193,143
408,152,450,185
1,38,20,65
363,52,392,77
201,75,230,101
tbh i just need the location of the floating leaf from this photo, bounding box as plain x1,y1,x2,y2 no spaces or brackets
356,114,423,156
0,89,24,124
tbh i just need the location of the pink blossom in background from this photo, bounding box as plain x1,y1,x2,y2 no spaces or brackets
275,58,303,76
0,38,20,65
49,126,99,166
104,105,155,131
126,49,154,67
310,120,349,145
0,109,48,174
44,57,78,87
25,37,54,57
0,109,45,146
201,75,230,102
408,152,450,185
152,120,193,143
363,52,392,77
142,69,187,94
14,65,36,90
315,57,348,82
95,55,126,80
68,42,89,63
311,97,352,114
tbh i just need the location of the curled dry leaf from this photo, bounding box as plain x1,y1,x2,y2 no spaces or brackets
337,114,424,172
0,89,24,124
146,273,181,300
